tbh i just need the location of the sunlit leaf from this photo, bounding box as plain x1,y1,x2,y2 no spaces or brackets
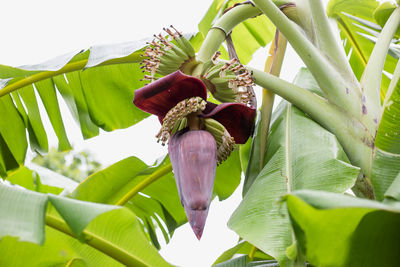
373,1,400,38
327,0,395,98
384,172,400,201
285,190,400,267
0,183,47,244
48,194,119,240
0,41,150,166
228,69,359,265
372,60,400,200
0,95,27,168
35,79,72,151
0,182,171,266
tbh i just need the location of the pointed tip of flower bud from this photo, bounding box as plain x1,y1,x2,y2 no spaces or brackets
184,205,209,240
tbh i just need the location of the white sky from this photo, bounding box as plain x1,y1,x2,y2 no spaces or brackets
0,0,307,266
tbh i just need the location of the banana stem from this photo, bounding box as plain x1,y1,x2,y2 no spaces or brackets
259,30,287,168
115,164,172,206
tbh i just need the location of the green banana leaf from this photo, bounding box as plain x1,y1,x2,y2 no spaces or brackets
284,190,400,267
214,255,280,267
327,0,395,98
373,1,400,38
0,94,27,173
213,241,273,265
371,56,400,200
243,68,324,195
214,255,248,267
6,165,74,195
0,41,151,174
228,69,359,266
242,112,263,196
0,182,171,266
384,172,400,201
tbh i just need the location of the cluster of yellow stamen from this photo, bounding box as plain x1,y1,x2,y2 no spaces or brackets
156,97,207,145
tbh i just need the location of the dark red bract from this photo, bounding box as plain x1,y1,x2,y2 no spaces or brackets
201,102,256,144
133,71,207,121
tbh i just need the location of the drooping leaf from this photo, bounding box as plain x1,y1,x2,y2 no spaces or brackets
228,69,359,265
0,183,48,244
13,85,49,152
35,79,72,151
0,182,171,266
27,163,79,193
285,190,400,267
0,40,151,165
1,210,172,267
48,194,119,240
79,63,148,131
52,70,100,139
6,164,78,194
0,94,27,167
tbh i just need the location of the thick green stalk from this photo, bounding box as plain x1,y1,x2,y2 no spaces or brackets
307,0,355,79
197,4,262,62
115,164,172,206
361,7,400,126
252,69,373,174
252,0,362,120
260,30,287,168
0,53,142,97
45,213,147,267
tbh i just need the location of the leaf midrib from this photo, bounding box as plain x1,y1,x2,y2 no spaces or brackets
0,52,142,98
46,213,148,267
